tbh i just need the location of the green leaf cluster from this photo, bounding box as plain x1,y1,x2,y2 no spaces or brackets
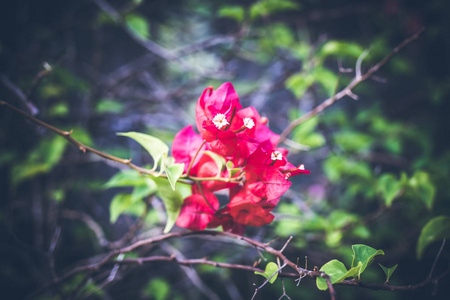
105,169,157,223
116,132,187,232
316,244,384,290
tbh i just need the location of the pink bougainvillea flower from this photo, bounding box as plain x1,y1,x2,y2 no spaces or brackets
244,146,291,199
207,208,247,235
176,192,219,231
189,153,237,191
280,163,311,179
235,107,279,148
228,202,275,226
201,121,237,156
172,125,208,173
195,82,242,134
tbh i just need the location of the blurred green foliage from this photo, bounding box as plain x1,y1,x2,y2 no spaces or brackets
1,0,449,299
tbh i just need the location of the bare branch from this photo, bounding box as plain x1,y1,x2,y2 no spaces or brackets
278,27,426,145
0,75,39,115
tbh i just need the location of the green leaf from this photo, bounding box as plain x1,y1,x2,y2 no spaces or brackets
285,72,315,98
11,135,67,186
316,259,347,290
408,171,435,210
379,264,398,283
250,0,299,20
217,5,244,23
95,99,124,114
163,156,185,191
143,278,170,300
117,132,169,170
109,193,146,223
255,262,279,284
291,116,325,148
152,177,191,233
417,216,450,260
377,173,404,207
131,182,157,202
318,41,364,59
323,155,372,182
334,131,373,153
104,169,149,188
125,13,149,40
313,67,338,97
204,150,226,176
351,244,384,279
48,102,69,117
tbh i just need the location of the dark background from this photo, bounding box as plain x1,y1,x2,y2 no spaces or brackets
1,0,449,299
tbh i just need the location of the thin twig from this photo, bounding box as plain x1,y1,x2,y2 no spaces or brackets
91,0,230,79
0,75,39,115
278,27,426,145
61,209,109,247
428,238,446,279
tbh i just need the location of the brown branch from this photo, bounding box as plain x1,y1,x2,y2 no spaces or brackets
91,0,231,79
27,229,450,299
338,268,450,291
278,27,426,145
0,99,159,176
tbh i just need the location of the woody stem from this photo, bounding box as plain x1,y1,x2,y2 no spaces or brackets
196,182,217,212
186,140,206,177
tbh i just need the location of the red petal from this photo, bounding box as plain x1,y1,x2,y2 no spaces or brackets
172,125,207,173
176,194,218,231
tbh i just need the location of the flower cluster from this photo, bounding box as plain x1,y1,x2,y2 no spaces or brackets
172,82,310,234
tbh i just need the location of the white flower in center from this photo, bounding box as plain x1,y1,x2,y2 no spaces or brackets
243,118,255,129
212,113,229,129
271,151,283,161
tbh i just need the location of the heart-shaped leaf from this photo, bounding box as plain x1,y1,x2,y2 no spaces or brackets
255,262,279,284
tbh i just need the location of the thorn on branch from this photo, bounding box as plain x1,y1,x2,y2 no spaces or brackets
63,129,73,136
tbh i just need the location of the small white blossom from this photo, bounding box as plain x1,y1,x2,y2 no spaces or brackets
212,113,229,129
243,118,255,129
271,151,283,161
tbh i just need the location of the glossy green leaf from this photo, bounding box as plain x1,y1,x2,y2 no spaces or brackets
163,156,185,191
117,132,169,170
379,264,398,283
351,244,384,279
152,177,191,233
417,216,450,260
125,13,149,40
316,259,347,290
255,262,279,284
